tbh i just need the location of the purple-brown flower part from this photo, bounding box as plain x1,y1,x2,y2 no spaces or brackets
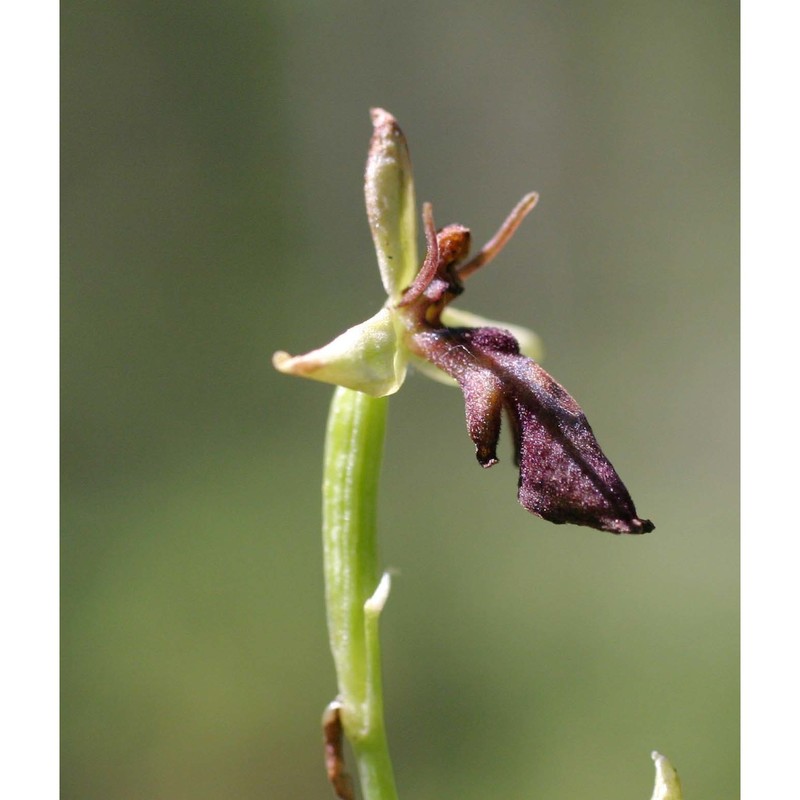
402,199,653,535
411,325,654,534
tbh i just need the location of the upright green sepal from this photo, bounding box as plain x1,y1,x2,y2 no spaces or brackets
365,108,418,300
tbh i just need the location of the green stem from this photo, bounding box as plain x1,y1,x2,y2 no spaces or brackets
322,386,398,800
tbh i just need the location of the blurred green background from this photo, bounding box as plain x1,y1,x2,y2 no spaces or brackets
62,1,738,798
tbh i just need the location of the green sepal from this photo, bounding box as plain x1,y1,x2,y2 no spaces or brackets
273,307,408,397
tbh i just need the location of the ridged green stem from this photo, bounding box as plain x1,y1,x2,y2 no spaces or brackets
322,386,398,800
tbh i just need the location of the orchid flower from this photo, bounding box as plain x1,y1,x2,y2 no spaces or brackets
274,108,652,535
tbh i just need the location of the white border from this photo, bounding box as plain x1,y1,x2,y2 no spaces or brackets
741,2,799,797
1,4,60,796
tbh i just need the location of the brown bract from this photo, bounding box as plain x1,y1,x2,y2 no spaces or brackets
322,701,354,800
397,201,654,535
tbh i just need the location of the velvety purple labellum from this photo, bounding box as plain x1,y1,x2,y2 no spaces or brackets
412,326,654,535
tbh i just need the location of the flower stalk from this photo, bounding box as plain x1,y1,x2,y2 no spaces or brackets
322,386,398,800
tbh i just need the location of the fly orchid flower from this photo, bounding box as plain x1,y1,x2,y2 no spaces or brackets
274,109,653,535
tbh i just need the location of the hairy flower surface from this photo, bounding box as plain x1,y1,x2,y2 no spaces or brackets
274,109,653,535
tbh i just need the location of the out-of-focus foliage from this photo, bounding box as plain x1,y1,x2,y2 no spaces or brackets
62,1,738,798
650,752,683,800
